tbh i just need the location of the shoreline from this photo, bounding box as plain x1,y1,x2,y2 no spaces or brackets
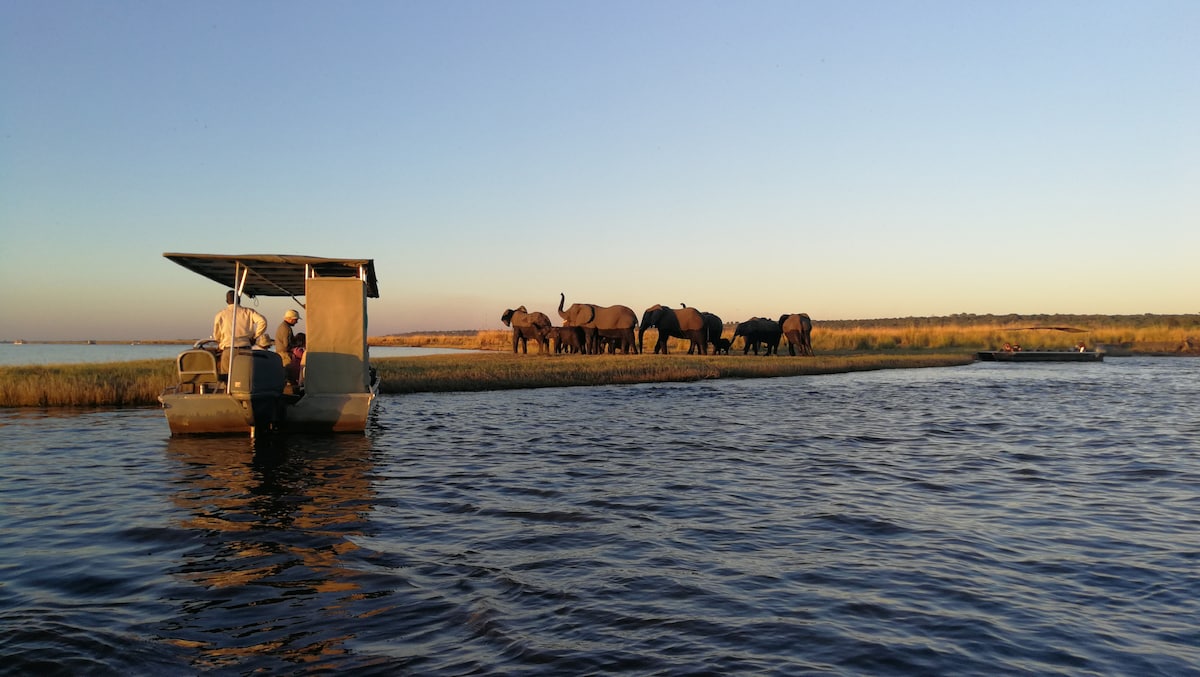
1,350,1195,409
1,352,975,408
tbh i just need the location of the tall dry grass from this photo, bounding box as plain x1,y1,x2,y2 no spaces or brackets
0,360,175,407
377,319,1199,354
3,315,1195,408
810,322,1198,353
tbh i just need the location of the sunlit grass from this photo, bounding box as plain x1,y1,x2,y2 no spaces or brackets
374,352,974,393
0,352,970,407
376,319,1199,354
3,315,1196,408
0,360,175,407
810,322,1197,352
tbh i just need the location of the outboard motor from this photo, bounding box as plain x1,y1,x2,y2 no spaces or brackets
228,350,286,431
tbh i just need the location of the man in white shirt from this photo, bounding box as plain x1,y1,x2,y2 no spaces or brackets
213,290,268,351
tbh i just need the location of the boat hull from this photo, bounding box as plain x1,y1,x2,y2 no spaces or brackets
280,392,377,433
159,390,376,435
157,379,376,436
977,350,1104,362
159,392,260,435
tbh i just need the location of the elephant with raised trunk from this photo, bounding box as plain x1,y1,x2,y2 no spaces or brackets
558,293,638,354
733,317,782,356
501,306,552,354
639,304,707,354
779,313,814,356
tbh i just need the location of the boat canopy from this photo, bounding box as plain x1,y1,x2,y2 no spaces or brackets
163,253,379,298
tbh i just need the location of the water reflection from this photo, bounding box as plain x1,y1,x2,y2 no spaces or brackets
162,434,379,671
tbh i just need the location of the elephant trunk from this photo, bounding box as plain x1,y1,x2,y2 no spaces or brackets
557,293,568,320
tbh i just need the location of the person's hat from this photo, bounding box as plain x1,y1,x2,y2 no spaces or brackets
284,309,301,321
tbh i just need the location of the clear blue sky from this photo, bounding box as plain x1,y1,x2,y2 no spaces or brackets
2,1,1196,340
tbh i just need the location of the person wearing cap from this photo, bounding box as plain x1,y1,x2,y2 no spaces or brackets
276,308,303,383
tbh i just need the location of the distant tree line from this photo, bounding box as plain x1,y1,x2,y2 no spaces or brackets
812,313,1200,331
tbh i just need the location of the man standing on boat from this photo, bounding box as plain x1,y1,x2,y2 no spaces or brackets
276,308,302,386
213,290,268,363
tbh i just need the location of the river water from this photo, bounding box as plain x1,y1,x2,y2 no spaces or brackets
1,357,1197,675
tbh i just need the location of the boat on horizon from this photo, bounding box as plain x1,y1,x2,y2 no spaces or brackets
977,349,1104,362
158,253,380,436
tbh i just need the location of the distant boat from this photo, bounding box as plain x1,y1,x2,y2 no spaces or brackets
13,339,25,345
977,350,1103,362
85,340,96,345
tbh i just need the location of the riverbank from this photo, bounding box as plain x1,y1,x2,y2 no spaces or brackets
0,352,973,408
4,312,1197,407
374,352,975,393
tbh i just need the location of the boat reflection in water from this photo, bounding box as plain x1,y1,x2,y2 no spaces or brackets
162,434,380,671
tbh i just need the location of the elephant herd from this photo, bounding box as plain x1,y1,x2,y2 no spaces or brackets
500,294,813,357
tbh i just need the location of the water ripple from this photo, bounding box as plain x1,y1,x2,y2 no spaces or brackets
1,358,1198,673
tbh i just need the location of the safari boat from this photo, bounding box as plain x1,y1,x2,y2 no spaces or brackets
976,350,1104,363
158,253,380,436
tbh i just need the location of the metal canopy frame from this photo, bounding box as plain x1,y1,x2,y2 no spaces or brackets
163,253,380,298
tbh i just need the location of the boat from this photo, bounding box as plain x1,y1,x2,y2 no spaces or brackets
977,350,1104,362
158,253,380,436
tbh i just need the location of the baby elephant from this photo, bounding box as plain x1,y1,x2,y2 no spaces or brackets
544,326,586,354
713,337,732,355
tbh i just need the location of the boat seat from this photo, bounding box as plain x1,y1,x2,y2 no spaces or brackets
177,349,221,393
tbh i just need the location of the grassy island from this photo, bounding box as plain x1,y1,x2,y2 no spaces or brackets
2,313,1196,408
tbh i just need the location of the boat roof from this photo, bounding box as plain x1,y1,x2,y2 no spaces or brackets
163,253,379,298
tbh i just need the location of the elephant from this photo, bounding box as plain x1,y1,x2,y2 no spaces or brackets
713,337,732,355
557,293,639,354
700,311,724,353
545,325,586,354
595,328,639,354
639,304,708,354
732,317,782,356
779,313,814,356
501,306,552,354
